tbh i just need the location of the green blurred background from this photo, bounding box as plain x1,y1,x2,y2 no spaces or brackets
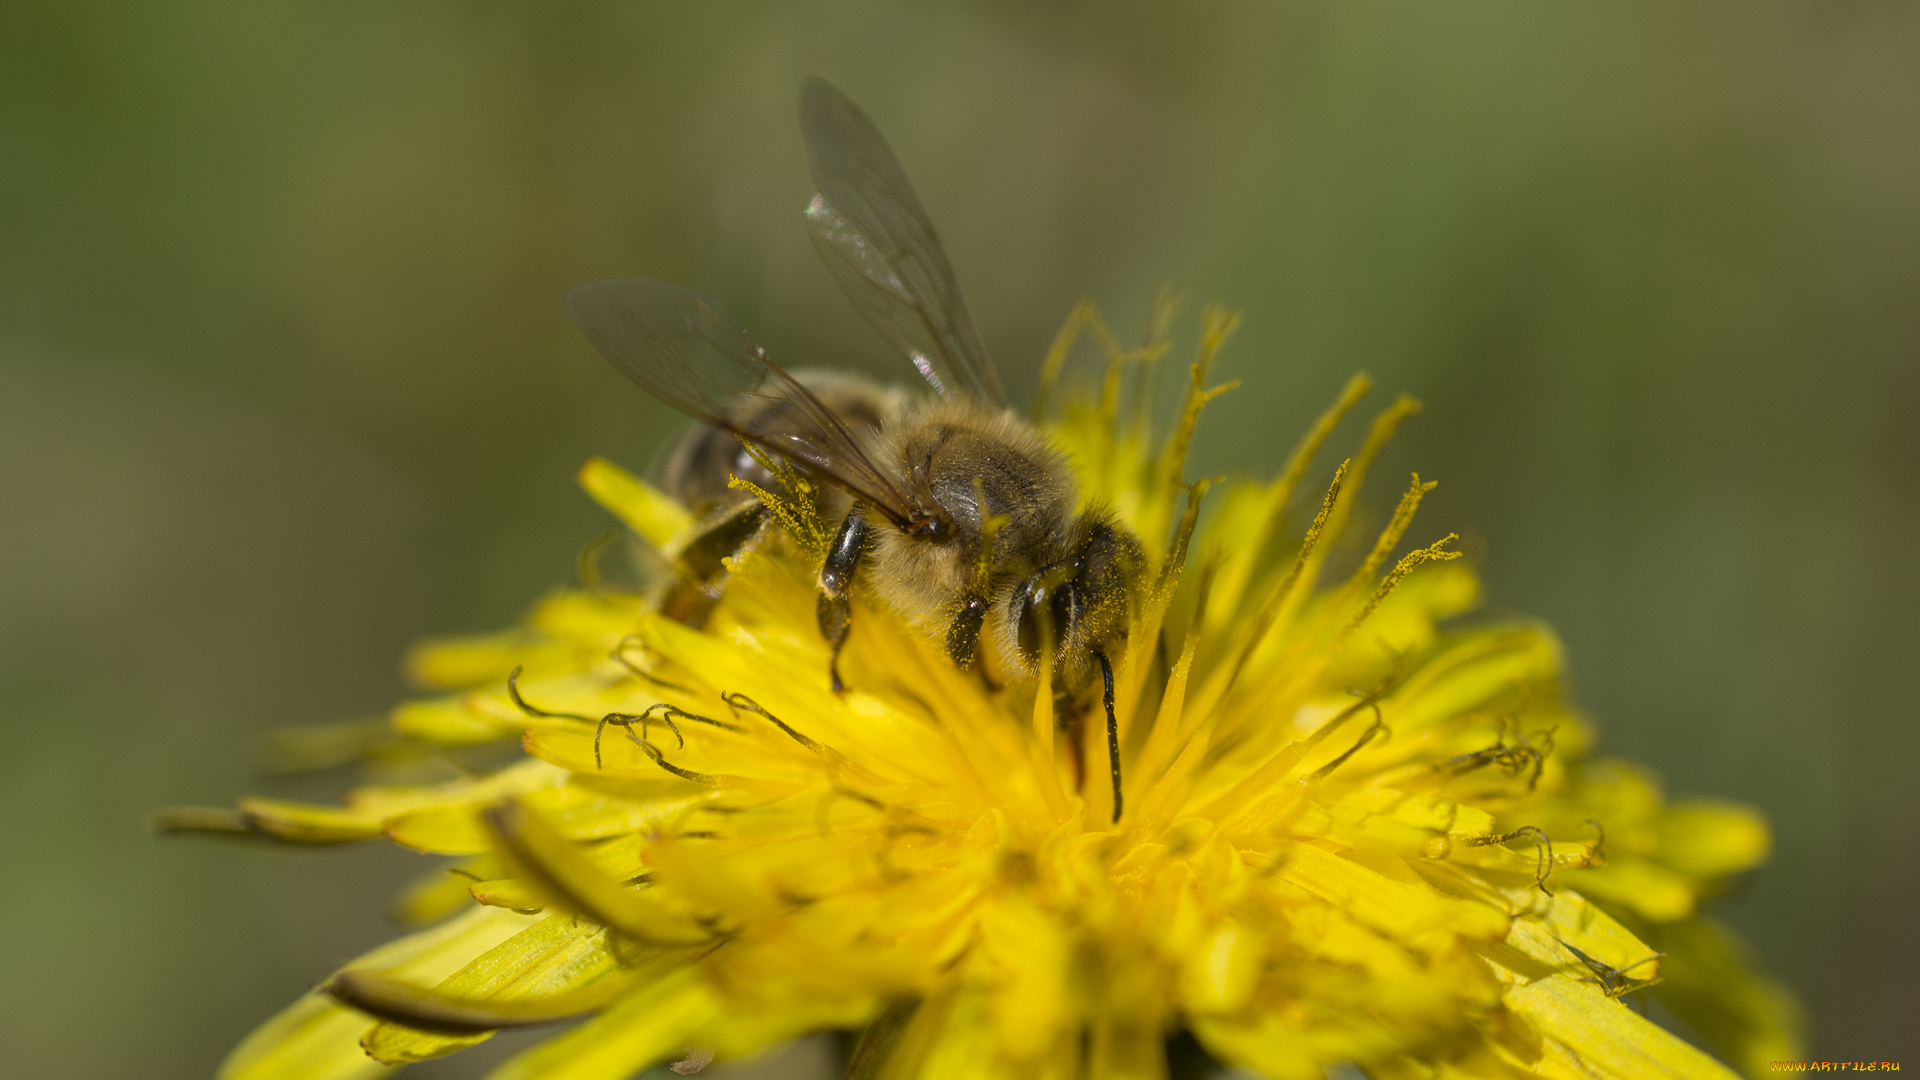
2,1,1915,1076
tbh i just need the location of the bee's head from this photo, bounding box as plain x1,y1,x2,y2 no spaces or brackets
995,514,1145,682
1010,561,1083,667
905,510,950,542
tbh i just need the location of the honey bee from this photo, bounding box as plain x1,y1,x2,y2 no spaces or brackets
565,78,1144,817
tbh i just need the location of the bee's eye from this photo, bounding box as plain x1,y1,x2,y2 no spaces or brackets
908,514,948,542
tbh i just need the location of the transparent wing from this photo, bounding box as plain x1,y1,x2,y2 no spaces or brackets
565,278,917,527
800,77,1007,407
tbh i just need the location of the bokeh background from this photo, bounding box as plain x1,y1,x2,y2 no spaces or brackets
3,2,1915,1077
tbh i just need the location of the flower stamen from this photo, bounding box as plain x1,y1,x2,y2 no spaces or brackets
1209,373,1373,631
634,740,718,786
611,634,693,694
1464,823,1555,892
506,665,597,725
1338,533,1462,644
1584,818,1608,865
1559,938,1666,999
577,528,620,595
1303,703,1390,783
1212,460,1348,706
1433,715,1559,793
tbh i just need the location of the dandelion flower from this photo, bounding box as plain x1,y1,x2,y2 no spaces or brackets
163,301,1798,1080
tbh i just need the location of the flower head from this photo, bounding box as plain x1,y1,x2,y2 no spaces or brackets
165,300,1797,1080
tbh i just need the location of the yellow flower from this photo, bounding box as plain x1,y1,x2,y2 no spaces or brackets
162,301,1799,1080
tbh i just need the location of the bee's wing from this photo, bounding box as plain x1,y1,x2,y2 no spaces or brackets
800,77,1007,408
565,278,919,527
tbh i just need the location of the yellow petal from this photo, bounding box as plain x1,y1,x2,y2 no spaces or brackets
1178,916,1263,1014
220,906,538,1080
392,861,488,927
1493,891,1661,984
1274,841,1509,951
1656,801,1770,881
235,797,385,844
1388,630,1561,736
360,913,625,1063
391,696,524,747
1569,861,1698,923
1476,895,1739,1080
528,590,648,640
976,895,1071,1061
909,986,1078,1080
340,760,570,854
1190,1010,1356,1080
219,993,394,1080
470,877,545,912
405,632,539,691
385,806,490,855
483,965,720,1080
1501,972,1738,1080
577,456,690,549
483,799,712,945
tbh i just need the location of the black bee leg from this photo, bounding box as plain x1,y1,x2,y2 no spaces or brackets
1095,648,1121,823
661,501,768,626
817,507,872,693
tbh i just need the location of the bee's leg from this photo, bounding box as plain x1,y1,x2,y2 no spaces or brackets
949,592,1002,692
817,506,872,693
944,594,989,671
1094,648,1122,823
660,501,768,626
680,501,769,579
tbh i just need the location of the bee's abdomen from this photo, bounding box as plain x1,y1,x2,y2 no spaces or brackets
655,370,901,515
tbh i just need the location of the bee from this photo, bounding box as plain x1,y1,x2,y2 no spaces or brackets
564,78,1145,818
